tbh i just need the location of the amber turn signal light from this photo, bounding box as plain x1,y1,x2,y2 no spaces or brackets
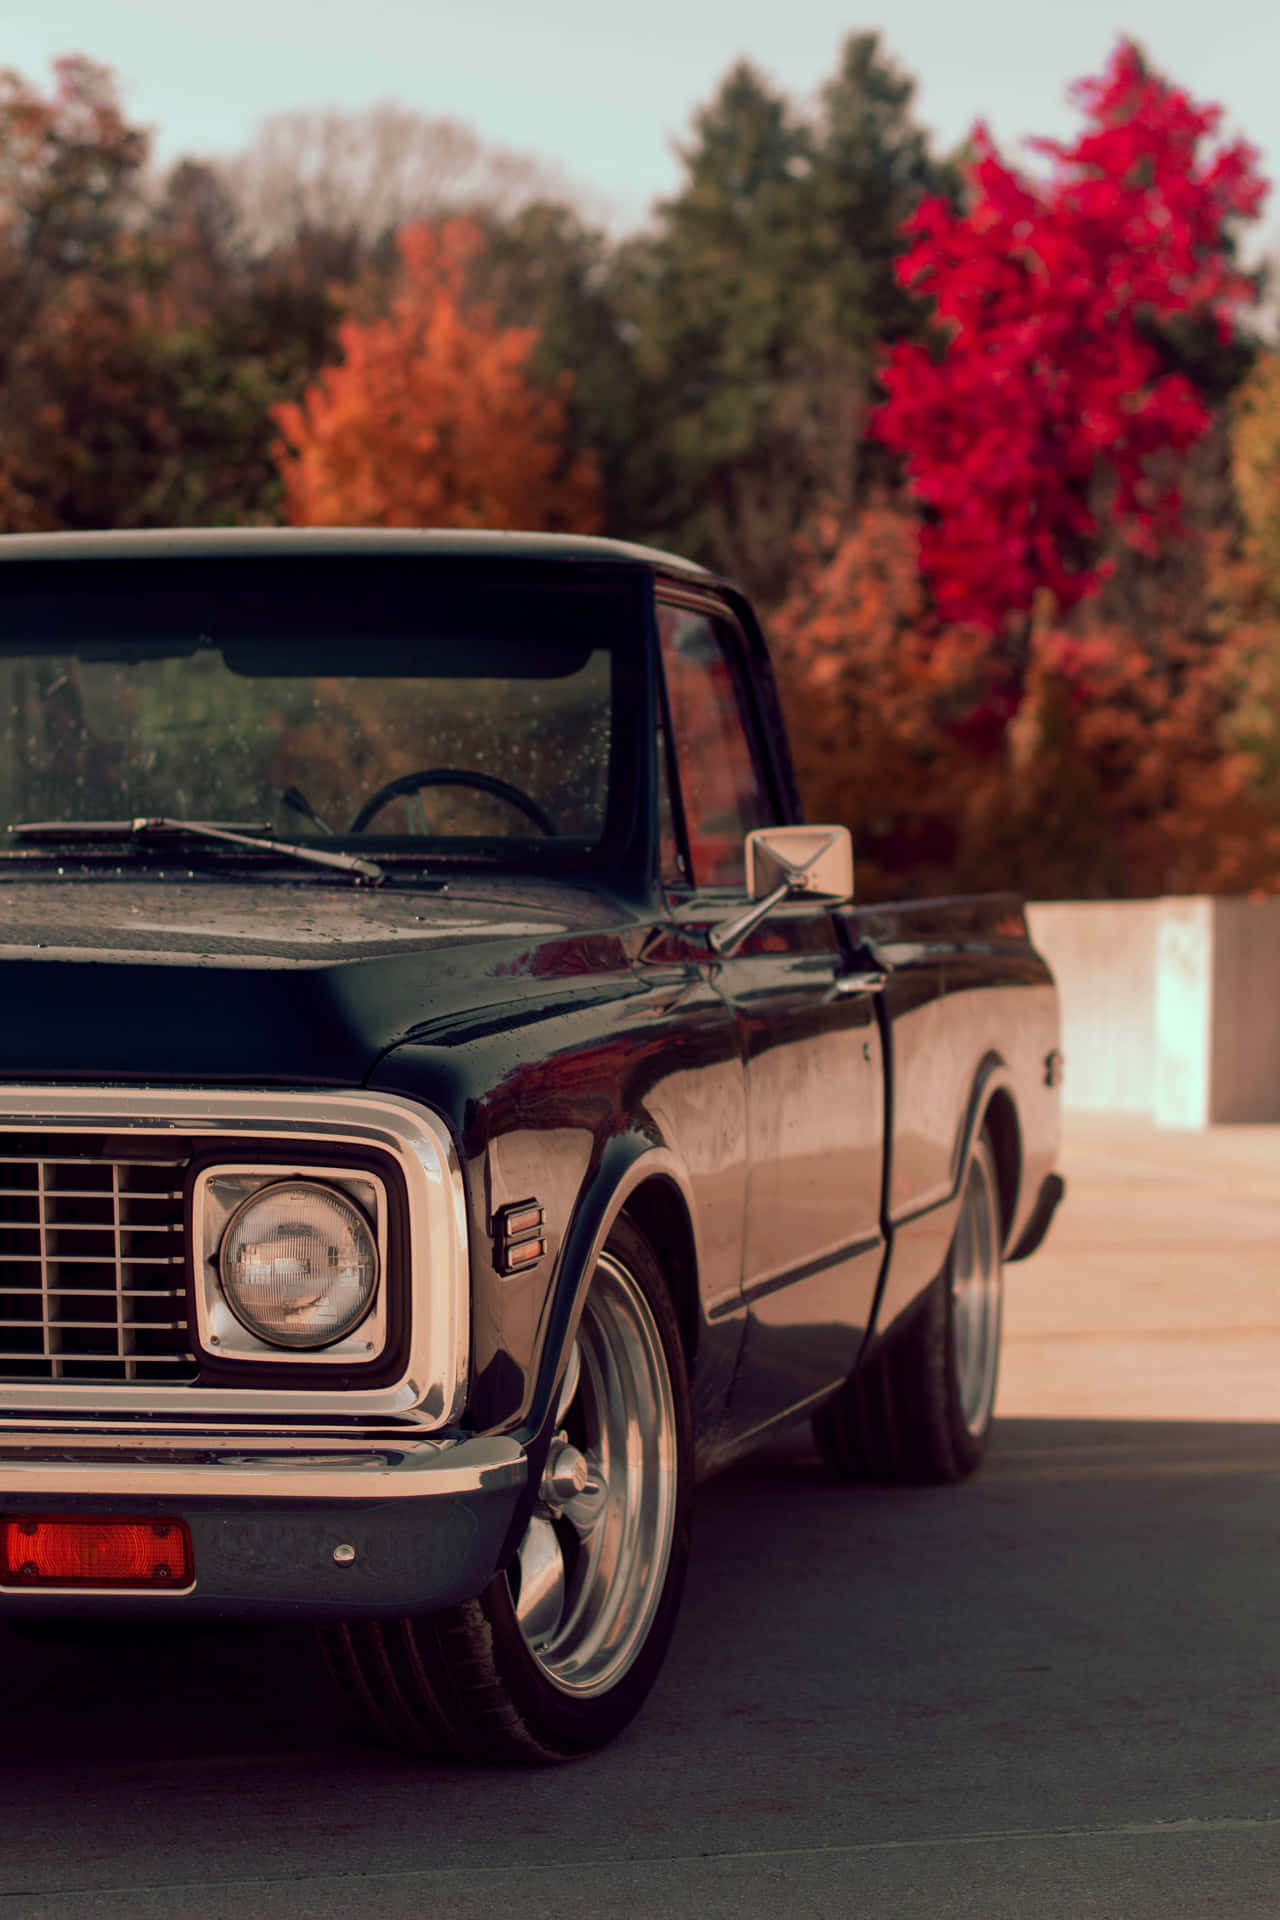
1,1516,192,1588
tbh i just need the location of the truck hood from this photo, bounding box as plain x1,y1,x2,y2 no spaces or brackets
0,876,637,1085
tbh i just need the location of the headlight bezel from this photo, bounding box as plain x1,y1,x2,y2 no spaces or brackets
218,1177,381,1351
191,1159,392,1369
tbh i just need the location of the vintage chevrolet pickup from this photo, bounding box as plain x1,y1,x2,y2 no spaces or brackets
0,528,1063,1761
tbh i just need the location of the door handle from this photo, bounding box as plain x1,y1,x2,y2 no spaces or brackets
831,970,887,996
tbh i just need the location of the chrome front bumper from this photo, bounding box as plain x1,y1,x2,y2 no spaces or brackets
0,1429,528,1621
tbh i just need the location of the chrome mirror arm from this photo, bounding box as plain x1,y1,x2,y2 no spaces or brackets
707,879,792,957
706,825,854,959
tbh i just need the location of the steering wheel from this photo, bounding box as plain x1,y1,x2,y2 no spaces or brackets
347,768,559,836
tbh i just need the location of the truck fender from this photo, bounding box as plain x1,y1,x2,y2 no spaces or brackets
950,1050,1023,1248
496,1133,700,1561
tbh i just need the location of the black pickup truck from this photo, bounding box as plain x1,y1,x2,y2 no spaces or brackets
0,529,1062,1761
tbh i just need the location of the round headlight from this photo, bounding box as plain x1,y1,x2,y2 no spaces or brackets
218,1181,378,1350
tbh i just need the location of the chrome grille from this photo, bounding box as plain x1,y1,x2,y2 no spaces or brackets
0,1136,195,1383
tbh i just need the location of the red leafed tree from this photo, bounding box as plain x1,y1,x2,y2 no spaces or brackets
272,218,600,530
875,41,1267,647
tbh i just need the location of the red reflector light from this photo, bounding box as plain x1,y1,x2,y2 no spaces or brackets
1,1516,192,1588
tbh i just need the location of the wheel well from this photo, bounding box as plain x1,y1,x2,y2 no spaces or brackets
981,1089,1022,1240
622,1178,700,1375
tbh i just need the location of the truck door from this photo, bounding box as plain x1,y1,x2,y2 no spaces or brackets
657,599,885,1432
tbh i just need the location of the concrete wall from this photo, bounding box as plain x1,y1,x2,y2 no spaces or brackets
1026,896,1280,1127
1027,901,1161,1115
1208,898,1280,1123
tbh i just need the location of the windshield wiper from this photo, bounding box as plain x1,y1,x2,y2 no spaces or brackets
9,817,385,885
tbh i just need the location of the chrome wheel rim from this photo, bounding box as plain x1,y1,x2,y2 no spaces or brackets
950,1143,1003,1435
509,1252,678,1698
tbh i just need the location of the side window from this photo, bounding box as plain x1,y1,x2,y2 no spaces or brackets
657,604,772,888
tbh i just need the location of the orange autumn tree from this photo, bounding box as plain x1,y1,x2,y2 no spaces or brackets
272,218,600,529
1230,352,1280,612
1202,352,1280,832
773,501,1280,900
772,500,1016,898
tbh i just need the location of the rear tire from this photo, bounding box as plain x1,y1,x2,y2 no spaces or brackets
814,1131,1004,1484
321,1215,692,1762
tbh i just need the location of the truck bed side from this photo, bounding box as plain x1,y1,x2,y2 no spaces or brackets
838,892,1061,1343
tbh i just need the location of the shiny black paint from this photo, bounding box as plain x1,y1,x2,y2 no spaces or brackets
0,877,644,1083
699,905,885,1437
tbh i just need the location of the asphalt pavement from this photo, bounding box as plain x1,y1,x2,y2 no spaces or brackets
3,1116,1279,1919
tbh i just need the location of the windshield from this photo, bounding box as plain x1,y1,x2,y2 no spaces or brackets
0,557,636,865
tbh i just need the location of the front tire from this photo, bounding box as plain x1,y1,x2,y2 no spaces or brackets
322,1215,692,1762
815,1131,1005,1484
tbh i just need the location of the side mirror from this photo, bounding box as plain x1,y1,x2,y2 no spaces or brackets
710,825,853,955
745,824,853,904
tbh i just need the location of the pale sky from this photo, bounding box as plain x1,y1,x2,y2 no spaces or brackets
4,0,1278,251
